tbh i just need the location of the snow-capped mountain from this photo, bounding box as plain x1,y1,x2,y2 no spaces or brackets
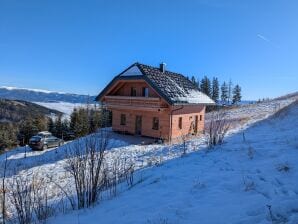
0,86,96,104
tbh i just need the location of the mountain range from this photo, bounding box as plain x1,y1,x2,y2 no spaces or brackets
0,86,96,104
0,98,62,123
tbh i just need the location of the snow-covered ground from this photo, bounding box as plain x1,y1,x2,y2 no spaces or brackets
1,94,297,223
52,100,298,224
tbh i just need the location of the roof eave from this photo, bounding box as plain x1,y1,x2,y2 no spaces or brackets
172,102,216,106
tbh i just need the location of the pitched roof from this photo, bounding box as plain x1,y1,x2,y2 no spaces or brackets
96,62,215,105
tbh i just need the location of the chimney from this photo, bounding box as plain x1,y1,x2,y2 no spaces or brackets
160,62,166,73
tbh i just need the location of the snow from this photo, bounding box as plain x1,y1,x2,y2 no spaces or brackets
34,101,89,116
0,86,66,94
1,94,298,223
162,75,214,104
173,89,215,104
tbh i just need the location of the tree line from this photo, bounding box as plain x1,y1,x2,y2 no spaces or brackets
0,105,111,151
48,106,111,139
189,76,242,105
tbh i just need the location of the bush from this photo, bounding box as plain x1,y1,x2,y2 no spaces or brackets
206,111,231,148
64,130,110,209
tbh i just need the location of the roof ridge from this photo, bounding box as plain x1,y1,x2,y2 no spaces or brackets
137,63,186,77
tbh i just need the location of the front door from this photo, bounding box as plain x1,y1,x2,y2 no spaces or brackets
135,115,142,135
194,115,198,134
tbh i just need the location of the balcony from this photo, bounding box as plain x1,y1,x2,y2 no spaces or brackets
103,95,168,110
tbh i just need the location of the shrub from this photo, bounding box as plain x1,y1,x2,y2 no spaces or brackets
206,111,231,148
64,131,109,209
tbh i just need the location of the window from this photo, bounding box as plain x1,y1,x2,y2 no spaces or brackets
142,87,149,97
152,117,159,130
178,117,182,129
131,87,137,96
120,114,126,125
200,115,203,121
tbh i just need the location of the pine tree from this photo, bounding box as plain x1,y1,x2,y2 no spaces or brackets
70,108,78,133
0,123,17,150
70,108,89,137
61,119,70,139
211,77,219,103
190,76,201,89
80,108,89,136
232,84,242,105
32,116,47,132
228,79,233,105
196,78,201,91
221,81,228,105
48,117,55,134
19,117,36,145
55,115,63,138
200,76,211,97
191,76,196,84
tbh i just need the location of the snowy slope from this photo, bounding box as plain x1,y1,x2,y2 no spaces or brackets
1,95,297,223
50,101,298,224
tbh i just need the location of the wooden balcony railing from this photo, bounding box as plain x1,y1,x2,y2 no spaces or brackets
103,95,168,109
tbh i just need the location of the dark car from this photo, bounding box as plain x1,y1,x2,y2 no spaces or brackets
29,131,64,150
63,131,76,141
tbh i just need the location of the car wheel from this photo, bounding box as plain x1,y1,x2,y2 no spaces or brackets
43,144,48,150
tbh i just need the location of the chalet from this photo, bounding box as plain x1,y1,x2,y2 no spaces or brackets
96,63,214,141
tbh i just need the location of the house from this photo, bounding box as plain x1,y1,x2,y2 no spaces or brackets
96,63,214,141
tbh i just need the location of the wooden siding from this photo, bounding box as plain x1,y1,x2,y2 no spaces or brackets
111,109,171,139
104,96,168,109
110,81,159,97
111,105,205,141
101,79,207,141
170,105,205,139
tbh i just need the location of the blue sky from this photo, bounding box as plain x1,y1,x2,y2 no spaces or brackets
0,0,297,100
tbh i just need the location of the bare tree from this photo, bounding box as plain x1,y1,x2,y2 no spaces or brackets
1,153,8,224
8,175,34,224
64,129,109,209
206,111,231,148
8,172,55,224
180,133,188,156
32,176,53,223
106,155,132,197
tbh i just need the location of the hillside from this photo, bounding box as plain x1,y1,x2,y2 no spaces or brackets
0,86,96,104
0,93,297,223
53,100,298,224
0,98,62,123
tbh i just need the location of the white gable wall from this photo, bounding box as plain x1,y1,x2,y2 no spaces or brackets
120,65,143,76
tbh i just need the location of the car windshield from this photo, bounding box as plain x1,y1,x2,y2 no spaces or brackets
30,136,41,141
37,134,52,138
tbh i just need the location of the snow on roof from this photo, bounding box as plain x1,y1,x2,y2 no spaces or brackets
137,63,215,105
172,89,215,104
98,63,215,105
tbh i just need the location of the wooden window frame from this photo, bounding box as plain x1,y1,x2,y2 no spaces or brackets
120,114,126,125
200,115,203,121
131,87,137,96
178,117,182,129
152,117,159,130
142,87,149,97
